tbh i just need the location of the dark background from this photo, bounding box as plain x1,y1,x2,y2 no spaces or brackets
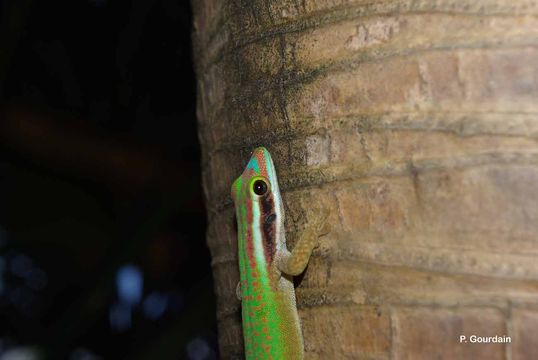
0,0,217,359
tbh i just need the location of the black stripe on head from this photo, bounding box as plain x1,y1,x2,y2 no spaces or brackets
259,192,276,265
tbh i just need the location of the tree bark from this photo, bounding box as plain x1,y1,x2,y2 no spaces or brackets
192,1,538,359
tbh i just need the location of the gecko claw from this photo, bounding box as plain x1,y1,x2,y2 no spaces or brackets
310,207,331,236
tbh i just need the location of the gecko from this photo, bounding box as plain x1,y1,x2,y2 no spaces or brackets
231,147,330,360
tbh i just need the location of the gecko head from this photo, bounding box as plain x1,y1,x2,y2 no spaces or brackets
231,147,282,206
231,148,284,263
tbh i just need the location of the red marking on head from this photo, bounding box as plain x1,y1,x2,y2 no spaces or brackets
255,151,269,178
262,326,269,333
256,294,262,301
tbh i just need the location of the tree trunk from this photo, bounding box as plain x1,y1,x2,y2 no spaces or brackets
192,1,538,359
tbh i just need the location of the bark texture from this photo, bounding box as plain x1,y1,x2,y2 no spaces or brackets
192,1,538,359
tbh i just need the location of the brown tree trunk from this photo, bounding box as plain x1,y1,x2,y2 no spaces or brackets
192,1,538,359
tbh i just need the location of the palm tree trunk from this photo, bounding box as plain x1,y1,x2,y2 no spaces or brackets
192,1,538,358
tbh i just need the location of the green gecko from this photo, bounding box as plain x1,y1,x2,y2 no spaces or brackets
231,147,330,360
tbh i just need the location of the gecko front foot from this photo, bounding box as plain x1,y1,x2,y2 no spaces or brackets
313,207,331,238
278,206,332,276
307,206,331,249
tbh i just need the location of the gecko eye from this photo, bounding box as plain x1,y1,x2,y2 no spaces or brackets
252,179,268,196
